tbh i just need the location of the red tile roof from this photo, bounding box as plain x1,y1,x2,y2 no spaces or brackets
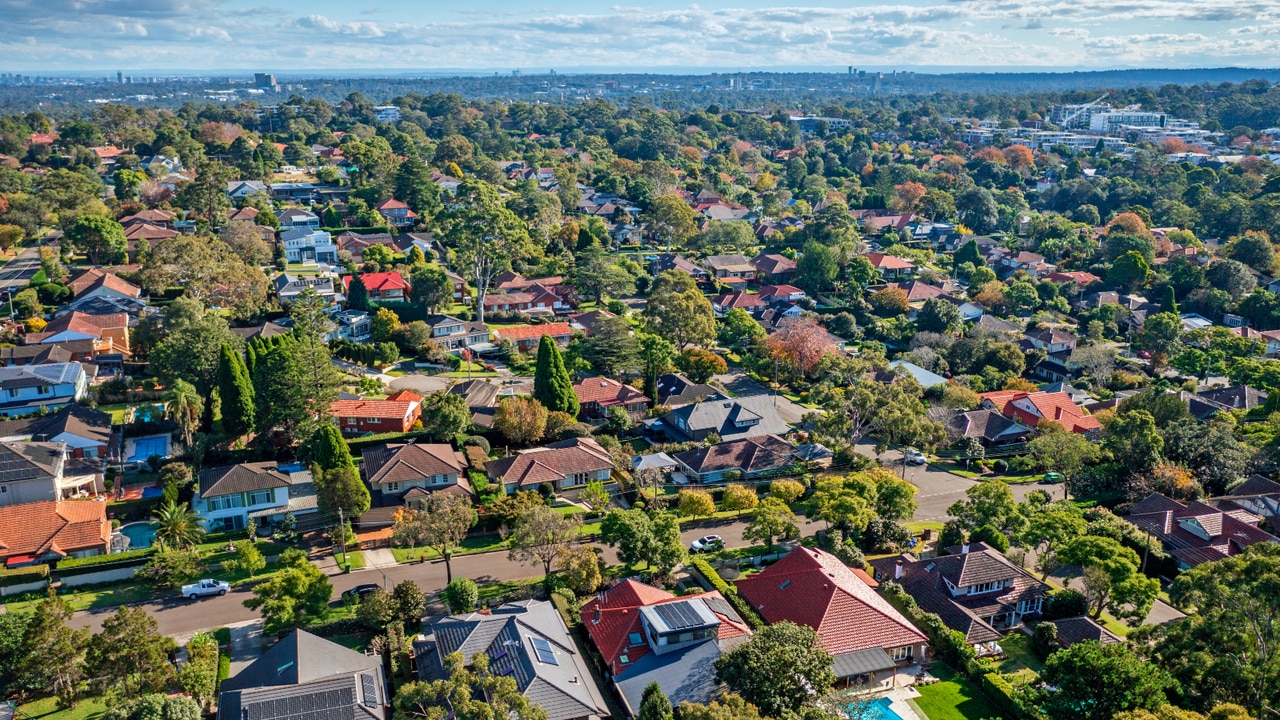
344,271,408,292
491,323,573,341
328,395,423,420
736,547,926,656
867,252,915,270
1045,271,1100,286
27,311,128,342
712,290,768,309
980,390,1100,434
572,376,650,407
0,500,110,561
581,579,752,675
68,269,143,299
484,437,613,487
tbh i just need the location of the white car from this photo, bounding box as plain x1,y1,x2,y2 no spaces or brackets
903,449,927,466
690,535,724,553
182,578,230,600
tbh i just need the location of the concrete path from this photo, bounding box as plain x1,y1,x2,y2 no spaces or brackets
362,548,398,569
228,619,264,676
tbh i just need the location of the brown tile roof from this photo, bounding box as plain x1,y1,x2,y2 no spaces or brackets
491,323,573,342
363,442,468,487
673,435,793,474
485,437,613,488
572,376,649,407
0,499,109,560
867,252,915,270
1125,492,1278,566
68,269,143,299
198,462,292,497
122,220,179,241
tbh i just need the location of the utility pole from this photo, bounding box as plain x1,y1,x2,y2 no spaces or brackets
337,506,348,567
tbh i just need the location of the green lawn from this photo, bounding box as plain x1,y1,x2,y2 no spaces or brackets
96,403,134,424
17,695,110,720
440,371,499,378
476,577,541,603
337,550,366,570
389,533,508,563
905,521,946,535
981,632,1044,682
910,664,1004,720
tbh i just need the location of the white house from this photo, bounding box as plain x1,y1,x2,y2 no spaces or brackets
281,228,338,263
0,363,89,418
194,462,316,532
276,209,321,231
373,106,401,123
226,180,268,200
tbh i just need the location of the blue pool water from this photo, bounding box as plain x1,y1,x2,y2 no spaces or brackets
141,486,163,498
848,698,903,720
118,521,158,549
128,436,170,462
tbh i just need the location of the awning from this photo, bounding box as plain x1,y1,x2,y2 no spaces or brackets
5,554,37,568
832,648,896,679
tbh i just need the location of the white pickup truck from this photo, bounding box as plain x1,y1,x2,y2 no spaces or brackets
182,578,230,600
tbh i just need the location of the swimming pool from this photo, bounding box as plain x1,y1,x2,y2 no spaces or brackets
848,697,904,720
118,521,158,549
127,435,170,463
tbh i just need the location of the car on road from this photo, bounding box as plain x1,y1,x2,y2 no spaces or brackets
903,448,928,466
182,578,230,600
690,535,724,553
342,583,381,603
1043,472,1064,483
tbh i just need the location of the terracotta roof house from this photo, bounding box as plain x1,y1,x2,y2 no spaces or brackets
362,442,469,502
449,379,501,429
26,312,129,350
751,253,797,281
869,542,1050,654
979,390,1100,435
218,629,388,720
494,272,565,292
484,437,614,495
491,323,573,353
652,373,722,409
672,435,795,482
226,206,261,223
581,580,752,715
657,395,792,443
414,601,609,720
1045,271,1101,287
344,272,407,302
572,376,650,420
0,338,127,369
737,547,928,680
119,208,177,227
1124,492,1278,569
67,268,143,302
328,390,424,436
866,253,915,280
1050,616,1121,648
374,198,418,229
702,254,757,284
892,280,950,303
756,285,806,303
0,499,110,567
711,289,769,314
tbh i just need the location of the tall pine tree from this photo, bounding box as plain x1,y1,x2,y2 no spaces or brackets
954,239,984,269
217,344,255,437
533,335,579,416
1161,285,1179,315
347,274,370,311
304,423,355,472
636,682,673,720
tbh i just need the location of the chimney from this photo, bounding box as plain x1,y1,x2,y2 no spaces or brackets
592,607,601,625
894,559,904,580
961,541,971,554
479,607,492,615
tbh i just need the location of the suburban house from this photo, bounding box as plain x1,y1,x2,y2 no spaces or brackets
27,311,129,350
999,251,1055,278
0,441,101,505
672,435,795,482
1,338,127,369
0,404,116,460
0,363,90,418
67,268,143,304
1215,475,1280,530
374,198,417,228
867,253,916,280
273,274,339,304
711,290,769,314
581,579,752,715
225,180,268,199
652,373,722,409
1197,385,1268,412
737,547,928,684
483,284,568,315
484,437,614,496
335,231,397,261
1023,328,1078,354
491,323,574,353
569,309,618,337
656,394,792,443
0,499,110,567
345,271,408,301
887,360,949,390
424,315,491,352
413,601,609,720
978,389,1100,435
194,462,317,533
276,208,321,230
1048,616,1122,649
757,285,806,303
703,254,758,284
281,228,339,264
751,253,797,282
1123,492,1278,569
327,309,372,343
328,390,425,436
650,254,709,281
945,409,1034,447
573,376,650,420
449,379,500,429
870,542,1050,656
362,442,470,501
494,272,565,293
217,629,388,720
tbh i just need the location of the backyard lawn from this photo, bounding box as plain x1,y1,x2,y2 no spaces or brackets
18,695,110,720
982,631,1044,682
910,664,1004,720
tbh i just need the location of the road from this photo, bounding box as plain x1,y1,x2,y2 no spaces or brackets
0,245,43,294
67,516,806,638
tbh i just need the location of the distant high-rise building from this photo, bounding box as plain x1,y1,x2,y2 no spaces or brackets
117,71,123,83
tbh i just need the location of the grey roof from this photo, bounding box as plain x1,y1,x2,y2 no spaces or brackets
632,452,678,471
614,634,731,715
660,394,792,442
653,373,722,409
1198,385,1268,411
0,441,62,484
674,435,794,475
1230,475,1280,497
888,360,949,389
1052,616,1121,648
63,294,149,317
0,363,84,390
199,462,293,497
449,379,500,409
417,601,608,720
947,409,1032,443
218,630,385,720
832,647,897,678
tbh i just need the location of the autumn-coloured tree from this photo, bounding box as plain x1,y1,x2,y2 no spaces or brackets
1141,463,1200,502
494,396,548,446
1158,137,1189,154
1107,212,1151,239
868,286,910,317
973,147,1007,166
766,316,836,377
891,181,927,214
1003,144,1035,170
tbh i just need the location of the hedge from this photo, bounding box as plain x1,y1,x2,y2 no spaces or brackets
880,580,977,672
319,226,391,235
687,556,765,630
981,672,1030,720
0,564,50,587
57,547,154,572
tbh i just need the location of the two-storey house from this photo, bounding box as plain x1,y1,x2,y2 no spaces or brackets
484,437,614,499
276,208,321,230
702,254,757,285
328,390,424,436
362,442,470,502
866,252,916,281
491,323,573,353
345,272,407,302
281,228,338,264
0,441,101,506
424,315,491,352
374,199,417,228
194,462,317,533
0,363,89,418
273,274,339,305
572,376,650,420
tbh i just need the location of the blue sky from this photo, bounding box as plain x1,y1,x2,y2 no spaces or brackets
4,0,1280,72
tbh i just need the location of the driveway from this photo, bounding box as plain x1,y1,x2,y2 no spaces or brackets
711,370,813,425
387,374,456,395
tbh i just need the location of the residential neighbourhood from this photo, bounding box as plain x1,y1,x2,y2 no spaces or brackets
1,65,1279,720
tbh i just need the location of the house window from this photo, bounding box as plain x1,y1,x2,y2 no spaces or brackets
971,581,1002,594
248,490,273,506
386,482,400,492
348,418,357,425
619,655,630,665
891,646,912,661
628,633,642,646
206,495,243,511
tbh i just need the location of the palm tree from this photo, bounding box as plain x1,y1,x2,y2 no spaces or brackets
167,379,203,449
153,500,206,548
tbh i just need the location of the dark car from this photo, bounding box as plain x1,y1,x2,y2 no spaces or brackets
342,583,381,603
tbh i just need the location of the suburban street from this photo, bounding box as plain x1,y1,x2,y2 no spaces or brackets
0,244,43,294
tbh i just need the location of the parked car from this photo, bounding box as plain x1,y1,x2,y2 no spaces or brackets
903,448,927,466
182,578,230,600
1043,472,1064,483
690,535,724,553
342,583,381,603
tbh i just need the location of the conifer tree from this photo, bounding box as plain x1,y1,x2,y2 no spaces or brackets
637,682,673,720
1161,285,1179,315
217,344,256,437
347,274,370,311
954,239,984,268
533,335,578,416
304,423,355,472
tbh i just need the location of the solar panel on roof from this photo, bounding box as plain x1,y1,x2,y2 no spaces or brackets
654,601,703,630
530,636,559,665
